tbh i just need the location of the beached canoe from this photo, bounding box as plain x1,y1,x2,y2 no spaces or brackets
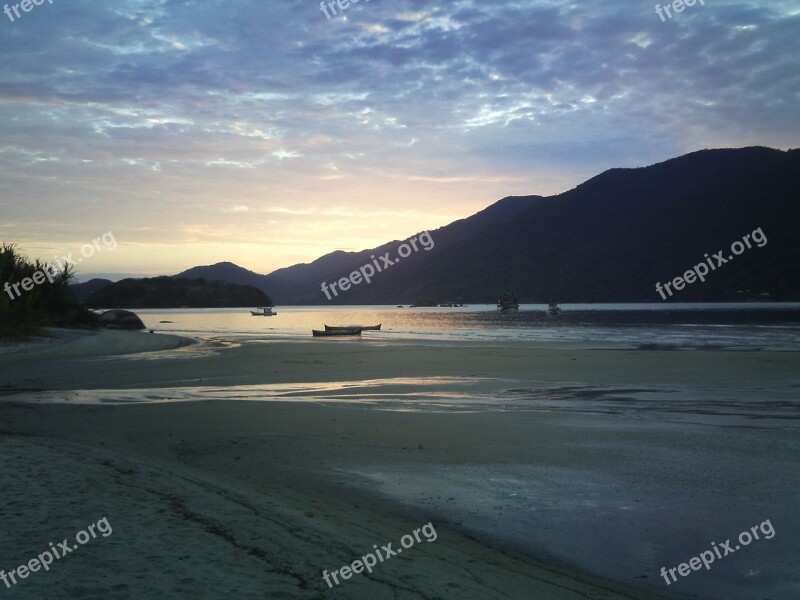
312,329,362,337
324,324,380,332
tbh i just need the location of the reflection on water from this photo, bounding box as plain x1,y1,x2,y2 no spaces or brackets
7,376,798,427
129,304,800,350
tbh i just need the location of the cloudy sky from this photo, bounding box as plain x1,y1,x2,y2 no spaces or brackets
1,0,797,278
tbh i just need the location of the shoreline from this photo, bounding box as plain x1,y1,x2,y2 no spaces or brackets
3,331,798,392
0,327,197,361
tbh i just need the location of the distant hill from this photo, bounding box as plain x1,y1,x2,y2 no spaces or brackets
85,277,272,308
70,278,113,302
174,147,800,304
175,262,270,289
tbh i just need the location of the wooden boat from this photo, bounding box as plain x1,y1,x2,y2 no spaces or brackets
312,328,361,337
324,324,381,332
250,307,276,316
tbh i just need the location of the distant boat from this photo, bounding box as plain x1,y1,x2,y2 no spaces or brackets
497,293,519,313
324,324,381,332
546,302,561,315
312,328,361,337
250,307,276,316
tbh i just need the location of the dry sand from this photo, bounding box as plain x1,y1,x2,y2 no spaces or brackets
1,329,798,599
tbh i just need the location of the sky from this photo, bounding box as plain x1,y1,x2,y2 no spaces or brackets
1,0,798,279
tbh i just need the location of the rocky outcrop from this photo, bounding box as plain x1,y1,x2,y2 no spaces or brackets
97,309,146,330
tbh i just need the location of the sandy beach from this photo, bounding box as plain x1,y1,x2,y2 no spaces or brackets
1,329,798,599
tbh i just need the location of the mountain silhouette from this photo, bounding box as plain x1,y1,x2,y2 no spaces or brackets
87,147,798,305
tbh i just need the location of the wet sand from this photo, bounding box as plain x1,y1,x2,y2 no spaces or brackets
1,329,798,599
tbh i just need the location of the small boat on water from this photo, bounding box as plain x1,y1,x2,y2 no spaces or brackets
546,302,561,315
312,328,361,337
497,292,519,313
250,307,276,316
324,324,381,332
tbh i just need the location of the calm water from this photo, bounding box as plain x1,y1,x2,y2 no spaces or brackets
133,304,800,351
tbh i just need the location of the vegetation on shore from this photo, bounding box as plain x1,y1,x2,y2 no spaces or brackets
0,243,98,340
85,276,273,309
